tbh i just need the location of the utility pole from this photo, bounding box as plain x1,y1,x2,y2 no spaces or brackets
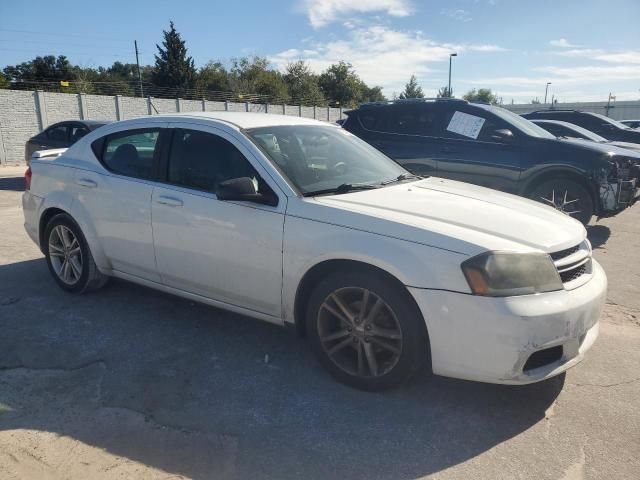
134,40,144,98
448,53,457,97
605,92,616,117
544,82,551,104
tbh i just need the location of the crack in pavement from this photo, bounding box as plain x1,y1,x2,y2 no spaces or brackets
0,360,206,436
570,376,640,388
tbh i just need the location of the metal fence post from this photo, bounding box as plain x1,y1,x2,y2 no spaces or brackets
265,103,269,114
202,98,206,111
283,104,286,115
313,105,317,119
115,95,123,120
147,96,153,115
78,93,88,120
327,106,330,121
176,98,182,113
245,102,250,112
35,90,49,131
225,101,229,111
0,127,6,166
298,104,302,117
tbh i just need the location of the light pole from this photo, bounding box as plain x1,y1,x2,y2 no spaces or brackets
544,82,552,104
448,53,457,97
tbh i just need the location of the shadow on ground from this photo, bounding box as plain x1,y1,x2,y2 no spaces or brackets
0,258,563,479
0,176,24,192
587,224,611,249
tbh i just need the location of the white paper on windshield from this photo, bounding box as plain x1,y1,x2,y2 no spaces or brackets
446,111,485,139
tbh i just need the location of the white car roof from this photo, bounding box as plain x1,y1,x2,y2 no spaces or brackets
141,111,334,129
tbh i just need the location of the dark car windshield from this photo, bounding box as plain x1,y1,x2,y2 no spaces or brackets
246,125,410,195
556,122,608,142
587,112,632,130
483,105,557,139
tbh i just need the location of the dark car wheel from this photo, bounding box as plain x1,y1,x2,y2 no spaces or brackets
44,213,108,293
306,270,429,391
528,178,594,225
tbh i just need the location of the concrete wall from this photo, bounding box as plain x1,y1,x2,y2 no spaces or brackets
503,100,640,120
0,89,345,165
0,90,40,165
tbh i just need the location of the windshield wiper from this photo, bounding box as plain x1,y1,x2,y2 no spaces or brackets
380,173,423,185
303,183,381,197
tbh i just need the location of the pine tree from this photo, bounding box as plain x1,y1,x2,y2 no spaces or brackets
399,75,424,99
152,21,196,97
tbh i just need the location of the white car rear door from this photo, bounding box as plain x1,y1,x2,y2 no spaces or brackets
74,126,165,282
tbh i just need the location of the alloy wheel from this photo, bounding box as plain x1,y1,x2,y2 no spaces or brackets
48,225,83,285
317,287,403,378
539,189,582,217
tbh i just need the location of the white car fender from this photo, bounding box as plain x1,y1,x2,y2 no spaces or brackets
281,213,470,325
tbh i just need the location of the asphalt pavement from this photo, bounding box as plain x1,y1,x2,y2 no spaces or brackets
0,165,638,480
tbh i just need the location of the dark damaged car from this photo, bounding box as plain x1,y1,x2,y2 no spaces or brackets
342,98,639,225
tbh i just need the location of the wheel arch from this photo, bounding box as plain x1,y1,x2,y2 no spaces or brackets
38,207,68,252
521,168,599,213
39,204,110,272
293,259,424,338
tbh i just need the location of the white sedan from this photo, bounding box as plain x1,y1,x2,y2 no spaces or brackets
22,112,606,390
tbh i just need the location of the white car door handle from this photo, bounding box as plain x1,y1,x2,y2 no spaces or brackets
76,178,97,188
156,195,184,207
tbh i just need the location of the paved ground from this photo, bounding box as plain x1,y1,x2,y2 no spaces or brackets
0,165,638,480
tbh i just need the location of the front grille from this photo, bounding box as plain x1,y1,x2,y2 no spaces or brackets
550,245,580,261
559,262,588,283
550,241,591,286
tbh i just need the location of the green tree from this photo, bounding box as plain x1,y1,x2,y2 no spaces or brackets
284,61,325,105
3,55,73,83
152,21,196,97
530,97,541,104
437,86,452,98
229,56,289,102
399,75,424,99
463,88,499,105
196,61,231,95
318,61,364,107
0,72,10,89
360,85,386,103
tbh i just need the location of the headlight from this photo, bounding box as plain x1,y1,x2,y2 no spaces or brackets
461,252,563,297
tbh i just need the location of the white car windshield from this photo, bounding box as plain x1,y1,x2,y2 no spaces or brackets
247,125,412,196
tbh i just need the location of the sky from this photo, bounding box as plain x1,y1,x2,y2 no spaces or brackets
1,0,639,104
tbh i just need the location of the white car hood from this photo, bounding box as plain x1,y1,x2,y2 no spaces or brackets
300,177,586,256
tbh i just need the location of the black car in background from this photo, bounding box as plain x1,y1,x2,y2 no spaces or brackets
522,110,640,143
531,119,640,153
25,120,109,163
342,98,638,225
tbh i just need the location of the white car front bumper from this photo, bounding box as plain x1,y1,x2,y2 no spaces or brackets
409,259,607,384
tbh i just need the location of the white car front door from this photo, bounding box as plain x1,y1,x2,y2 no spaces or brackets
150,123,286,320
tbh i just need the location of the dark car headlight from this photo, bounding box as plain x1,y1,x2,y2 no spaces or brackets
462,252,563,297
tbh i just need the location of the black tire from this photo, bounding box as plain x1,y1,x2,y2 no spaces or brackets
306,270,429,391
528,178,594,225
43,213,108,293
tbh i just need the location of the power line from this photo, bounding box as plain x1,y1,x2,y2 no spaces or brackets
0,29,131,43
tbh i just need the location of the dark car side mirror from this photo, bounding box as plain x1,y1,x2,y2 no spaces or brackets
491,128,514,141
216,177,278,206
